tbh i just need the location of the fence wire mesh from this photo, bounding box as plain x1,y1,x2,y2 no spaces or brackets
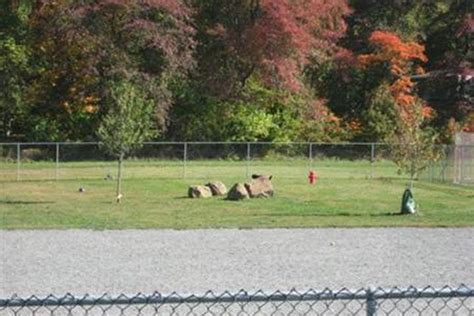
1,286,473,315
0,142,473,186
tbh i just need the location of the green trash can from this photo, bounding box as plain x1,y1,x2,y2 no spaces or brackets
401,188,416,214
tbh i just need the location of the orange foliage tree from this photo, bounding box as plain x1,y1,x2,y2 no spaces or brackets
359,31,440,179
359,30,431,124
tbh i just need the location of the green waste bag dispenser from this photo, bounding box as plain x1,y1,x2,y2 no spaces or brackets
401,188,416,214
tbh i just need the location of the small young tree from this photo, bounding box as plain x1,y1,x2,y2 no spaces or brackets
389,100,440,182
98,81,156,202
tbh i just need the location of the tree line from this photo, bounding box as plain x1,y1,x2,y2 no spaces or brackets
1,0,473,145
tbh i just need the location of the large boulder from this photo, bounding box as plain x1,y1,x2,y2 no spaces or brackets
206,181,228,196
227,183,250,201
245,175,274,198
188,185,213,198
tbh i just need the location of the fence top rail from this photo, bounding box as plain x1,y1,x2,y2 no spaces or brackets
1,285,472,308
0,141,384,146
0,142,99,146
0,141,469,146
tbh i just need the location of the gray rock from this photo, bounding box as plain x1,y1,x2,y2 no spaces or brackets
227,183,250,201
245,175,274,198
188,185,212,198
206,182,228,196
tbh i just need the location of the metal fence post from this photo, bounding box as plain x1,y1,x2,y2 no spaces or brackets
366,288,377,316
460,145,465,185
246,142,251,178
55,143,59,181
429,161,434,183
16,143,20,181
370,143,375,179
309,143,313,170
441,148,446,183
183,142,187,179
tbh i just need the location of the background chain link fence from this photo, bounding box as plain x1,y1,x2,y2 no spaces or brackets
0,142,473,186
1,286,473,315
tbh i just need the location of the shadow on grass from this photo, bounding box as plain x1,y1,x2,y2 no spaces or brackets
174,196,190,200
253,211,402,217
173,196,233,201
0,200,54,205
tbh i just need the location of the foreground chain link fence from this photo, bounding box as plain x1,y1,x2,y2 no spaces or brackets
0,141,473,186
1,286,473,315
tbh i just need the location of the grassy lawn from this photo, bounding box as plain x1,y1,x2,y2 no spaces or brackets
1,160,473,229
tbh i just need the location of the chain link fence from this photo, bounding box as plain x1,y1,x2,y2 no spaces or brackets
0,142,473,185
453,132,474,185
1,286,473,315
419,144,474,186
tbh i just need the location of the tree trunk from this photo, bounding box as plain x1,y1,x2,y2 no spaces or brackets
116,153,124,203
410,159,415,186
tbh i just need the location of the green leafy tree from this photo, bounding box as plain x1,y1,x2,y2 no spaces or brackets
168,77,303,141
0,0,32,140
362,83,398,141
0,36,29,140
98,82,156,202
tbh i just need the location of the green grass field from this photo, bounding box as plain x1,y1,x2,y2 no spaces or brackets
1,159,473,229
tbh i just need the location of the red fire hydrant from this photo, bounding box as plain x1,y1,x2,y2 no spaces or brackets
308,170,317,185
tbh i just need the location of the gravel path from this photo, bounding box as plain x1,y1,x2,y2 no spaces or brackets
1,228,473,297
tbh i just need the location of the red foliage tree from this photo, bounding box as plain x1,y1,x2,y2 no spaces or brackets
196,0,351,94
28,0,196,139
